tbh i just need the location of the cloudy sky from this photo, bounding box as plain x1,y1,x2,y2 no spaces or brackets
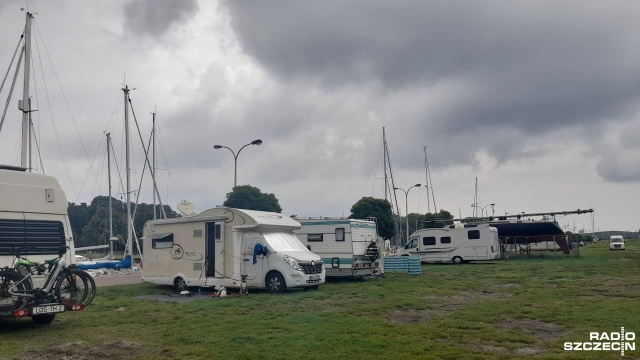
1,0,639,233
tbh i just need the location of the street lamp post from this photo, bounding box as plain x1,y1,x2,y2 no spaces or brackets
394,183,421,244
214,139,262,187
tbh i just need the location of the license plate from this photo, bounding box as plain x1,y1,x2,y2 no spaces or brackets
309,275,320,280
32,304,65,315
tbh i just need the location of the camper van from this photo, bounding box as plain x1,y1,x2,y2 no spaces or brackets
0,166,75,267
293,218,382,277
396,223,500,264
141,207,325,293
609,235,625,250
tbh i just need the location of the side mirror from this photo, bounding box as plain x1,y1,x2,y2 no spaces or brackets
58,246,69,257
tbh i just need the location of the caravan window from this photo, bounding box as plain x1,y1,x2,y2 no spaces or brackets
468,230,480,240
440,236,451,244
307,234,323,242
335,228,345,241
151,233,174,249
422,237,436,246
0,219,65,255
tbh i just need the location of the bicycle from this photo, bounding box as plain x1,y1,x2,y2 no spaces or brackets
0,247,95,324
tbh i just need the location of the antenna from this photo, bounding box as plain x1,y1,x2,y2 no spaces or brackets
177,200,196,217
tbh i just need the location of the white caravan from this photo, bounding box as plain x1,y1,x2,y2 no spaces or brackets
397,223,500,264
0,166,75,268
609,235,625,250
141,207,325,293
293,218,382,277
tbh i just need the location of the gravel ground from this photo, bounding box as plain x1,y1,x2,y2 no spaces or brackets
91,273,143,287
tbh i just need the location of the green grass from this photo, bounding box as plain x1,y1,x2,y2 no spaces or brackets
1,240,639,359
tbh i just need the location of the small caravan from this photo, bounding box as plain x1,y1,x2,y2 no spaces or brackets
396,223,500,264
0,166,75,268
141,207,325,293
293,218,382,277
609,235,625,250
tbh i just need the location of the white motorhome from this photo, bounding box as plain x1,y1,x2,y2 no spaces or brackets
142,207,325,293
609,235,625,250
397,223,500,264
293,218,382,277
0,166,75,267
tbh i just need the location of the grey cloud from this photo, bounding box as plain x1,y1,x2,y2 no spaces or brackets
123,0,199,39
220,0,640,182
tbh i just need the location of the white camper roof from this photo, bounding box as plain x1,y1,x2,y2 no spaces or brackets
198,207,301,230
0,168,69,215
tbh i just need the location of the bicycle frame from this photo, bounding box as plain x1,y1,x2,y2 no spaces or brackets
9,255,67,301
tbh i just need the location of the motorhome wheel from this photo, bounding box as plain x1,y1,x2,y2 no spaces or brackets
266,272,287,294
174,277,188,292
32,314,56,325
452,256,463,265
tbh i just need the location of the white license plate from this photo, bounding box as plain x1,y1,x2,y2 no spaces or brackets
32,304,65,315
309,275,320,280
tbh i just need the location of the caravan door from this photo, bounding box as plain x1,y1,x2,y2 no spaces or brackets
205,222,224,278
241,232,266,287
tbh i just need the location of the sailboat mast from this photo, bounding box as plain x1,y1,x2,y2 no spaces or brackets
383,127,388,202
107,132,113,239
20,12,33,170
123,86,132,257
423,146,430,213
152,111,156,220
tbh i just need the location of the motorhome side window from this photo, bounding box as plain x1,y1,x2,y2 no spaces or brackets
335,228,345,241
406,239,418,248
215,224,222,240
440,236,452,244
422,237,436,246
468,230,480,240
308,234,323,242
152,233,174,249
0,219,65,255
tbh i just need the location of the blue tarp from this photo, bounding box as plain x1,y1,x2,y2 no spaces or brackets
76,255,132,270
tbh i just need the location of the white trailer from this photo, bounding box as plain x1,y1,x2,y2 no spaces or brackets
396,223,500,264
141,207,325,293
0,166,75,268
293,218,381,277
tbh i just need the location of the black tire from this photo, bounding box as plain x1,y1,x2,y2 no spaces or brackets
55,270,87,306
32,313,55,325
55,270,96,306
452,256,463,265
73,270,96,306
174,277,188,292
265,272,287,294
0,270,31,315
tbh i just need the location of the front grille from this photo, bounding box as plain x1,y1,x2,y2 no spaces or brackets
300,261,323,274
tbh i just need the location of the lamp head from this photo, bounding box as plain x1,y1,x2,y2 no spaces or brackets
251,139,263,146
213,145,222,149
414,183,421,187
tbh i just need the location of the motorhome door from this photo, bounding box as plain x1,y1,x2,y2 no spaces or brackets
205,222,224,277
241,232,266,286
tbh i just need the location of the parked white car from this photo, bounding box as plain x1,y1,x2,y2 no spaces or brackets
609,235,625,250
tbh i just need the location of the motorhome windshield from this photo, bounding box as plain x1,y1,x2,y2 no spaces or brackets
611,237,624,244
263,232,309,252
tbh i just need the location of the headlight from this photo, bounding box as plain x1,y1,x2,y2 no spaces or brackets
283,255,302,271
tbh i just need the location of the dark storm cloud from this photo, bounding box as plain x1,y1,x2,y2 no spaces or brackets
221,0,640,181
123,0,199,39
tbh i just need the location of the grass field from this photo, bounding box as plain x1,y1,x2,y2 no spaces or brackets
1,240,638,359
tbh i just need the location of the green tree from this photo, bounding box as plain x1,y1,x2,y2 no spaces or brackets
349,197,394,239
223,185,282,213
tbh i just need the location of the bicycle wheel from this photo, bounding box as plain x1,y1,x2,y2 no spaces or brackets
55,270,88,306
0,270,31,315
55,269,96,306
72,269,96,306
